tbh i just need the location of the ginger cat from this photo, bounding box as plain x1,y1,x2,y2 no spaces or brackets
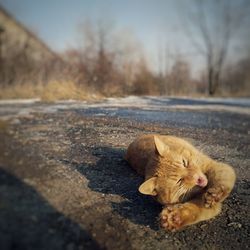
125,134,236,231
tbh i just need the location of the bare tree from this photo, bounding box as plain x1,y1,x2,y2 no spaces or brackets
181,0,250,95
75,19,148,95
169,59,192,94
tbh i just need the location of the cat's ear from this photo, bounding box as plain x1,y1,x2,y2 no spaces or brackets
154,136,169,157
139,177,157,196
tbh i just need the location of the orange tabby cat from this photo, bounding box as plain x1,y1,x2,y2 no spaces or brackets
125,134,236,231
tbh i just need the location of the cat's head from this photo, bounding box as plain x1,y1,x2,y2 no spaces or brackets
138,136,208,205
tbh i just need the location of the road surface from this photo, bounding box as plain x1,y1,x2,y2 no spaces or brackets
0,96,249,250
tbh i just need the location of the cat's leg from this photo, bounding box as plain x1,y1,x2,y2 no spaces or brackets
160,199,221,231
203,162,236,208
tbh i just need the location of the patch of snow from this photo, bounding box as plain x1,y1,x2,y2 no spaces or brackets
171,105,250,115
0,98,40,104
0,96,249,120
186,97,250,106
55,99,87,104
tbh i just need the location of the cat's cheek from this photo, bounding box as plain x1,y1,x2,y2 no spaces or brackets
155,196,172,206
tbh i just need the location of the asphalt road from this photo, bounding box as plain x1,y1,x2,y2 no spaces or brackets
0,97,249,250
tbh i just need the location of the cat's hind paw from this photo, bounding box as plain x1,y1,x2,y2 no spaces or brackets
204,185,226,208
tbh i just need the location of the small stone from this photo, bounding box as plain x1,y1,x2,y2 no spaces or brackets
66,243,75,250
48,228,55,234
30,215,38,222
18,160,23,165
227,222,242,228
200,224,207,229
11,118,21,125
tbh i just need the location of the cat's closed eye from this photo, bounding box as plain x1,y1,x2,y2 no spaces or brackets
177,178,183,184
183,159,188,168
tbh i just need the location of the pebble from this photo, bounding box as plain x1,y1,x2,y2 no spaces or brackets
30,215,38,222
48,228,55,234
10,118,21,125
200,224,208,229
66,243,75,250
227,222,242,228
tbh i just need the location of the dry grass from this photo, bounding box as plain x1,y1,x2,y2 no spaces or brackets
0,83,42,99
0,81,100,101
0,119,9,132
40,81,90,101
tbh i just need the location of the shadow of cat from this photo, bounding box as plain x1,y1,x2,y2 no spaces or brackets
74,146,162,230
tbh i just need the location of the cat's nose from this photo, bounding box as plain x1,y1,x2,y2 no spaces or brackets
197,176,208,187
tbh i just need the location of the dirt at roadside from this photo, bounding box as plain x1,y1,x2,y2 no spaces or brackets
0,110,249,250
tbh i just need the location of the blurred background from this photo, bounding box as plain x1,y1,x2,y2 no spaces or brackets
0,0,250,100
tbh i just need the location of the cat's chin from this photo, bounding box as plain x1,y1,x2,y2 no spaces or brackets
179,186,204,203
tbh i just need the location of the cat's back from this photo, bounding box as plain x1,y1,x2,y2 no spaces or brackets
158,135,195,149
125,134,156,175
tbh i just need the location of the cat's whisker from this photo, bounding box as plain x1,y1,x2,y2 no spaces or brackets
173,183,188,201
174,183,191,202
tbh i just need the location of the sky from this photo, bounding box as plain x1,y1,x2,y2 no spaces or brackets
0,0,183,49
0,0,249,74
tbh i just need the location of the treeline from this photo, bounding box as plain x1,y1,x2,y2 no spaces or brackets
59,20,213,96
0,20,250,98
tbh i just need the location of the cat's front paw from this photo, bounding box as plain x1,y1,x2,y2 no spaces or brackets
160,204,194,231
204,185,227,207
